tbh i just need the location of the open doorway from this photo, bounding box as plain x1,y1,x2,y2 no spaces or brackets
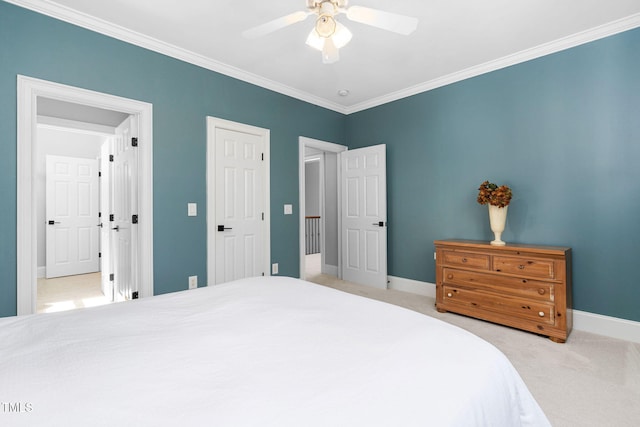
300,137,389,290
299,137,346,282
35,106,127,313
17,76,154,316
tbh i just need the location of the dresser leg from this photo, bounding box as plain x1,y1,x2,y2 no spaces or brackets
549,336,566,344
436,308,447,313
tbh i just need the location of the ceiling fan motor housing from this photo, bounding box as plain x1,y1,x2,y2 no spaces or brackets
307,0,348,13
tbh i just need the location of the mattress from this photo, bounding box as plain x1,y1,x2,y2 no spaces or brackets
0,276,550,426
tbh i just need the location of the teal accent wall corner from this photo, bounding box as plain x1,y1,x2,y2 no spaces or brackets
346,27,640,322
0,1,345,316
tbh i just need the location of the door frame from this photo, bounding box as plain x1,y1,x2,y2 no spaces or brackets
17,75,154,315
298,136,347,280
206,117,271,286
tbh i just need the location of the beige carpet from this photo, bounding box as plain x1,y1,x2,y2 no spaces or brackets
305,255,640,427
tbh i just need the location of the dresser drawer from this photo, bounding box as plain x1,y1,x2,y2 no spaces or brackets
442,285,555,325
442,268,554,302
441,250,490,270
492,255,555,279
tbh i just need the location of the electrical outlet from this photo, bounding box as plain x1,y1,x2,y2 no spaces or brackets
272,263,278,275
188,275,198,289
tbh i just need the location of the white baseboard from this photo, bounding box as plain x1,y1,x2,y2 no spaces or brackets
321,264,338,277
388,276,435,298
387,276,640,344
37,266,45,279
572,310,640,344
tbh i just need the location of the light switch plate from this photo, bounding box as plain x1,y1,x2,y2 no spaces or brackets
188,203,197,216
284,204,293,215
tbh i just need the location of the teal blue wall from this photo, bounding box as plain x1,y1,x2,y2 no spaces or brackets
0,2,345,316
2,2,639,323
346,28,640,322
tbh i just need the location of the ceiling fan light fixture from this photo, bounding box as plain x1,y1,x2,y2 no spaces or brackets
332,21,352,48
306,20,351,53
315,14,336,38
245,1,418,64
322,37,339,64
305,28,324,50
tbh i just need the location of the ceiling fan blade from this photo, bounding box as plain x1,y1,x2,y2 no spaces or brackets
242,11,310,39
345,6,418,35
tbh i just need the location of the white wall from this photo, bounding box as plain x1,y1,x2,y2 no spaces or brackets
36,125,106,273
323,153,338,268
304,160,321,216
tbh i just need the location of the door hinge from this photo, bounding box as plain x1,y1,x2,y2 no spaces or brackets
131,137,138,147
132,291,139,299
109,214,114,222
261,212,264,221
99,212,102,218
132,214,138,224
261,153,264,161
98,252,101,258
98,171,101,177
262,272,265,276
109,273,114,281
109,154,114,162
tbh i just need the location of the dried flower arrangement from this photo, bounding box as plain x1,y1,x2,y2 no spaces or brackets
477,181,512,208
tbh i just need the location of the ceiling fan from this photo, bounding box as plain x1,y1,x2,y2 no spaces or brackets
242,0,418,64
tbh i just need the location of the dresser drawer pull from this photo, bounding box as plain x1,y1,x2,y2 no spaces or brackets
462,258,467,263
447,292,453,298
447,274,453,279
538,311,545,317
538,288,546,295
518,265,525,270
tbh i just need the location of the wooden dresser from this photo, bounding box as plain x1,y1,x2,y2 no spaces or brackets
434,239,572,343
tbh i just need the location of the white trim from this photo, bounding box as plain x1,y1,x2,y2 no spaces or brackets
388,275,435,298
6,1,640,115
345,13,640,114
573,310,640,344
298,137,347,279
4,0,345,114
206,117,271,286
387,276,640,344
322,264,339,277
17,75,153,316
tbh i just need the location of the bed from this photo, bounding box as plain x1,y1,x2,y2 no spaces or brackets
0,276,549,426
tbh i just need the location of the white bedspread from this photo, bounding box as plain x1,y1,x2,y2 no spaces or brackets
0,276,550,426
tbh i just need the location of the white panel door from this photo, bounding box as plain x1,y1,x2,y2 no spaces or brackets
341,144,387,289
100,139,114,301
45,155,99,278
111,116,138,301
215,128,265,284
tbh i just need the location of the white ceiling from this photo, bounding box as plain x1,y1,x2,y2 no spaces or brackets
9,0,640,114
38,97,129,127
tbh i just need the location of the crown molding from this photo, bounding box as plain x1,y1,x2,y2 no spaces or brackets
7,1,640,116
345,12,640,114
5,0,348,114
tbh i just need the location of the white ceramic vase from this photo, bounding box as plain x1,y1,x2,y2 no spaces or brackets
488,205,508,246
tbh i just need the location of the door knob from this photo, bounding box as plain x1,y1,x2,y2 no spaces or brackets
112,226,120,231
47,220,61,225
217,225,232,232
371,221,385,227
